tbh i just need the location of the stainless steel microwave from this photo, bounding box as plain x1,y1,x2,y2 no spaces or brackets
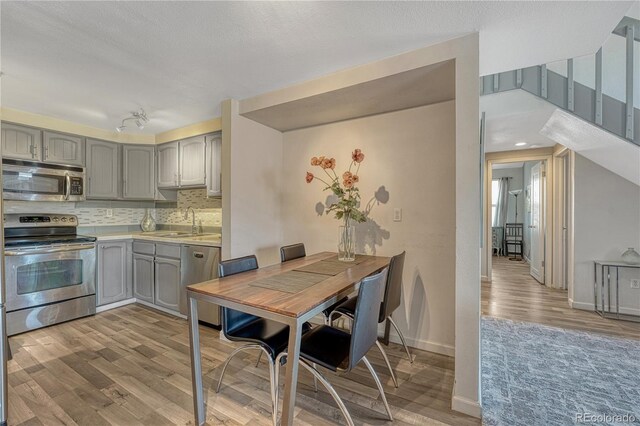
2,159,86,202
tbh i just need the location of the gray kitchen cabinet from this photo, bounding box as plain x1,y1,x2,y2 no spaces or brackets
154,257,181,311
123,144,155,199
133,253,154,303
86,139,120,199
1,123,42,161
97,241,132,306
157,142,179,188
206,133,222,196
179,136,206,187
43,131,84,166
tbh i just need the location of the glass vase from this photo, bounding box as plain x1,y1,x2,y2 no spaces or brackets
621,248,640,265
338,223,356,262
141,208,156,232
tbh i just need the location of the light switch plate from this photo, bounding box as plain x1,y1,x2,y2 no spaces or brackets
631,279,640,289
393,208,402,222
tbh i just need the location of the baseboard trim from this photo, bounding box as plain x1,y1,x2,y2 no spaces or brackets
385,331,455,357
136,300,187,319
451,393,482,418
481,275,491,283
96,298,136,313
571,299,640,316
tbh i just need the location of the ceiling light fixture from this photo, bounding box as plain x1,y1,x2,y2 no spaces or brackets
515,142,527,146
116,108,149,132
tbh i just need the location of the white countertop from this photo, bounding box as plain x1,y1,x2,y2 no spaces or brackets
91,231,222,247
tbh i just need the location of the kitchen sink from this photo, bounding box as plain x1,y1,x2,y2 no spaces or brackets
153,232,192,238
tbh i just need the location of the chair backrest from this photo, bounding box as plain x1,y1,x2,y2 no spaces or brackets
347,267,388,371
280,243,306,262
218,255,259,335
505,223,523,240
379,251,406,322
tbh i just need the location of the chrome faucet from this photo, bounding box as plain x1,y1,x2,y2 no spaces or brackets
184,206,197,234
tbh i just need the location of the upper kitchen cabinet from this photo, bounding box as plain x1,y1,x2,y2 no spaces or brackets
1,123,42,161
206,133,222,197
156,136,206,189
86,139,120,199
122,145,155,200
179,136,206,187
43,131,84,166
157,142,179,188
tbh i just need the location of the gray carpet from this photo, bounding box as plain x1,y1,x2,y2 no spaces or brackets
482,317,640,426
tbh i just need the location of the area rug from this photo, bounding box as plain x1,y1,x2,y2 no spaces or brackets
482,317,640,425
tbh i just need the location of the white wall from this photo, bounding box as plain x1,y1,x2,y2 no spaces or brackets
572,154,640,314
282,101,456,355
222,99,284,266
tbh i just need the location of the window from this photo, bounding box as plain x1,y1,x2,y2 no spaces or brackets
491,179,500,226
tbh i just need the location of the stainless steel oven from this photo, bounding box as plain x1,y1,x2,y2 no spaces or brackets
3,214,96,336
2,159,85,202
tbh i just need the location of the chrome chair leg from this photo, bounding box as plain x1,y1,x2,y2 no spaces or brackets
312,363,319,392
299,360,354,426
267,356,278,426
375,340,398,388
387,316,412,363
216,344,264,393
361,356,393,421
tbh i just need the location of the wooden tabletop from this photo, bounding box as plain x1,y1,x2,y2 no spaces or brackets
187,252,390,318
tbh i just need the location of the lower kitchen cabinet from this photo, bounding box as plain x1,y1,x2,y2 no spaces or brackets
133,253,155,303
154,257,181,311
133,243,181,313
96,240,132,306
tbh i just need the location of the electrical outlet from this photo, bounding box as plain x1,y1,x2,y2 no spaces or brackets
393,208,402,222
106,209,113,218
631,279,640,289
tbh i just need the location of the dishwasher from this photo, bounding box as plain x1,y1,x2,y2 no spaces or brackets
180,245,221,327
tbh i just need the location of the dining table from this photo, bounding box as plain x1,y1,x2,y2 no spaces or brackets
186,251,390,426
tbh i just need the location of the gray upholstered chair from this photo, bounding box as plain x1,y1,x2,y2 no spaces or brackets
284,268,393,426
331,251,410,388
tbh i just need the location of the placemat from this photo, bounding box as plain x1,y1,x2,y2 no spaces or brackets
248,270,329,293
294,255,368,276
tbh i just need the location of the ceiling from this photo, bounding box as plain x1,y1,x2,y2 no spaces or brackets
0,1,633,134
482,90,559,153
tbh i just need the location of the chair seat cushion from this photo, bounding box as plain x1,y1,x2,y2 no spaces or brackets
227,319,311,360
333,296,358,317
299,325,351,372
322,296,350,318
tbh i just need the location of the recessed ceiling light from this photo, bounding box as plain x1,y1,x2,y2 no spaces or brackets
515,142,527,146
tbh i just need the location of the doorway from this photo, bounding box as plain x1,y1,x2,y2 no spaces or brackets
488,159,547,283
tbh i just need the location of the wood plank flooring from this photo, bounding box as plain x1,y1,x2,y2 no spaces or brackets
6,304,479,426
483,256,640,339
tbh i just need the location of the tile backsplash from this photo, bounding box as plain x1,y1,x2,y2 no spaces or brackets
3,188,222,229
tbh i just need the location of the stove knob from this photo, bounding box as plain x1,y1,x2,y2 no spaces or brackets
61,217,68,223
70,217,76,223
53,217,60,223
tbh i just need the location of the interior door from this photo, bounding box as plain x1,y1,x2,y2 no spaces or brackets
530,162,544,283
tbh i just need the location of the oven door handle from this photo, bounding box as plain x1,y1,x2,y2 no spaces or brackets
4,244,95,256
64,173,71,201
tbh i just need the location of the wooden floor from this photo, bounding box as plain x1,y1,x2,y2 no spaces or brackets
6,304,479,426
483,256,640,339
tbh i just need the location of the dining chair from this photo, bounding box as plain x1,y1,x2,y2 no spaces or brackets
279,243,348,325
280,268,393,426
330,251,410,388
216,254,310,426
280,242,306,262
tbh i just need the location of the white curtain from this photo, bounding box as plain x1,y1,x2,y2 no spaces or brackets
493,177,510,228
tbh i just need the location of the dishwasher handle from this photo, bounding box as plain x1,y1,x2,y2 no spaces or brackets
192,252,205,259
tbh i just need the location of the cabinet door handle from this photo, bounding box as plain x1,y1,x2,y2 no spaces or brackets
174,173,177,186
123,179,127,196
30,143,36,158
44,146,49,159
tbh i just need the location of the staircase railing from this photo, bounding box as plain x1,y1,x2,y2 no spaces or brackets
480,16,639,147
